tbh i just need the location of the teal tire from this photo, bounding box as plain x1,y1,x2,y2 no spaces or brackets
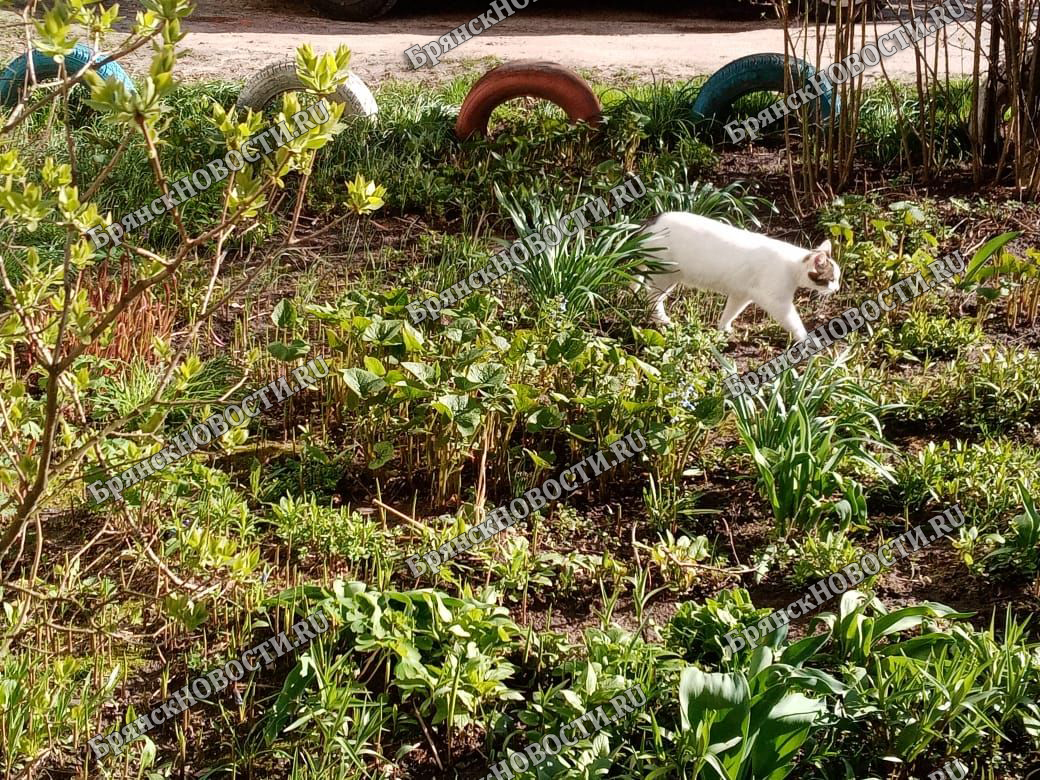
692,53,839,135
0,43,134,107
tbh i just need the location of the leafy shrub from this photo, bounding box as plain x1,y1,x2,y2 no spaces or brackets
978,483,1040,581
624,170,775,227
160,463,262,580
894,438,1040,530
812,592,1040,776
496,183,656,322
607,80,701,148
644,532,715,591
948,347,1040,432
673,657,832,779
789,531,863,586
0,655,120,776
493,624,678,778
266,582,525,758
90,356,243,428
307,285,723,508
477,535,604,603
857,80,973,168
819,196,951,281
887,346,1040,433
272,495,397,566
665,588,771,667
894,311,983,359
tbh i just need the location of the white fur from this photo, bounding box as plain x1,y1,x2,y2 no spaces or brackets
633,212,840,341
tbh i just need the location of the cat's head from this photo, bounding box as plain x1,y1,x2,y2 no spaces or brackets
802,240,840,295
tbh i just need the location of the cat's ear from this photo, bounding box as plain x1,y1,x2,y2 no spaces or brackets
804,248,833,279
815,239,833,256
803,250,830,269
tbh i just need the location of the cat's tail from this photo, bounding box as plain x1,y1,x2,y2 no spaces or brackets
636,215,661,237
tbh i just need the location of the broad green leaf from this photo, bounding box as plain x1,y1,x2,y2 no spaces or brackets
959,231,1020,287
765,692,826,725
272,298,296,328
679,667,749,729
268,340,310,362
340,368,387,400
368,441,394,469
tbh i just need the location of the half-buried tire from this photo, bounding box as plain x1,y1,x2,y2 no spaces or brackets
310,0,397,21
692,53,839,138
237,59,378,119
455,61,602,140
0,43,135,107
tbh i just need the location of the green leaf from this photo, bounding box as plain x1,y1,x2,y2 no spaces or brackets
268,340,310,362
523,448,553,469
341,368,388,400
462,362,506,389
959,231,1020,287
679,666,749,729
368,441,394,470
265,661,317,742
765,692,826,726
455,409,481,437
272,298,296,328
363,356,386,376
873,603,973,637
432,393,470,419
401,362,437,384
401,321,425,352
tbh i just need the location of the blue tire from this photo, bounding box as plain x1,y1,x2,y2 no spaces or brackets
0,43,135,107
692,53,839,134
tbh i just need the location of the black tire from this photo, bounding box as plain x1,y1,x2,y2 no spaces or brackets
309,0,397,21
236,59,378,118
804,0,876,21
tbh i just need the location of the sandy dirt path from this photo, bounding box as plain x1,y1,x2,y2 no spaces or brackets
0,1,985,86
172,4,984,84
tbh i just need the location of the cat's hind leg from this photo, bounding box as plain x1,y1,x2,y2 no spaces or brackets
761,300,808,342
718,296,752,334
647,282,674,326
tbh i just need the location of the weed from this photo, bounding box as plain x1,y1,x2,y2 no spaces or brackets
727,355,894,537
894,438,1040,531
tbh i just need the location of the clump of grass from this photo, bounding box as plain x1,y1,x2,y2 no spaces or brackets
894,438,1040,530
895,311,984,359
857,80,973,168
627,169,775,227
272,494,397,566
496,183,655,322
890,346,1040,433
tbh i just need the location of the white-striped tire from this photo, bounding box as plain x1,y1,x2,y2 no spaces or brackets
236,59,378,119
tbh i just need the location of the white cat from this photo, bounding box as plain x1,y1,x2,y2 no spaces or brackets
632,212,841,341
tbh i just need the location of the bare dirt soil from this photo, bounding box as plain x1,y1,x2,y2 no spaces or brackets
1,0,985,85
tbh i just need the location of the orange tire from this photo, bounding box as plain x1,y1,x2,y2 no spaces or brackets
455,60,602,140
